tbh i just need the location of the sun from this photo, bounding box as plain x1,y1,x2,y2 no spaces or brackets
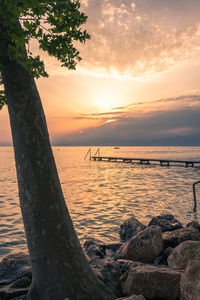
93,88,122,112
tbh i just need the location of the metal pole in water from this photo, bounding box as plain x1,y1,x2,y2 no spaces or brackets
84,148,91,160
193,180,200,212
94,147,100,157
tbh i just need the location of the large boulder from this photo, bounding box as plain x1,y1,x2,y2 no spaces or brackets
148,214,182,232
123,265,182,300
180,259,200,300
0,253,31,286
168,240,200,270
162,227,200,249
116,226,162,263
119,217,146,242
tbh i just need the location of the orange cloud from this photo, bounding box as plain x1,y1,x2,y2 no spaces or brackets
78,0,200,78
75,95,200,122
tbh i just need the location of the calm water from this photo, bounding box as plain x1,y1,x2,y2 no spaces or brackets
0,146,200,259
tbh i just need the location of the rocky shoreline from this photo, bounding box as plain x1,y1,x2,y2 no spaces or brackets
1,214,200,299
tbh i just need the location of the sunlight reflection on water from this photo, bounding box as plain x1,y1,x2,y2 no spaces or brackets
0,146,200,258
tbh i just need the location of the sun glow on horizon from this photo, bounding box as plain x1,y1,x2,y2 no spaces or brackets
92,87,124,112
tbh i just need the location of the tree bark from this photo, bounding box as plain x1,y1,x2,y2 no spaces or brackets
1,51,114,300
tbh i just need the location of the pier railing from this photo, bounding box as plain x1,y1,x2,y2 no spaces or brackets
84,147,101,161
84,148,91,160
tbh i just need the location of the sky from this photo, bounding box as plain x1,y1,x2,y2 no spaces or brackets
1,0,200,146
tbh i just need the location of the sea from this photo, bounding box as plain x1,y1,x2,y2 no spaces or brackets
0,146,200,259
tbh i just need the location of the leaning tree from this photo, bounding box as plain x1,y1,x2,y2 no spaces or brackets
0,1,114,299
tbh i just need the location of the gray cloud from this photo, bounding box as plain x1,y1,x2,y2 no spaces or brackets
72,94,200,120
54,95,200,146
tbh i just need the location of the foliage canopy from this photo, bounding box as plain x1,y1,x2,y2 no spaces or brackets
0,0,90,109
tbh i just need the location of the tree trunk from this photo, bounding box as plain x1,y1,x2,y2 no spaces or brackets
1,57,114,300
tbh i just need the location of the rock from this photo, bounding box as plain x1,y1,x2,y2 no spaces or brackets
9,296,26,300
119,217,146,242
154,247,173,265
117,260,144,274
186,220,200,231
168,240,200,270
119,271,129,293
84,238,105,258
104,243,122,257
116,226,162,263
9,276,31,289
123,265,182,300
0,276,31,299
102,259,124,297
90,258,145,298
90,257,107,275
118,262,146,295
0,253,31,286
84,237,105,249
148,214,182,232
90,258,123,297
162,227,200,249
85,254,91,262
0,287,28,299
180,259,200,300
84,238,121,258
115,295,146,300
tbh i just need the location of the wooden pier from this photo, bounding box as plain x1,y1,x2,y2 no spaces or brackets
83,148,200,210
90,156,200,168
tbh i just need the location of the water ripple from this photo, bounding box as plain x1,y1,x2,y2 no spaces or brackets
0,146,200,258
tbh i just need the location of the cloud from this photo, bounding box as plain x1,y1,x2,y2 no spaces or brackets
78,0,200,77
73,94,200,120
54,95,200,146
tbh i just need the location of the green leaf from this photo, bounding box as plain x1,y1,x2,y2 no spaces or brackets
0,0,90,78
